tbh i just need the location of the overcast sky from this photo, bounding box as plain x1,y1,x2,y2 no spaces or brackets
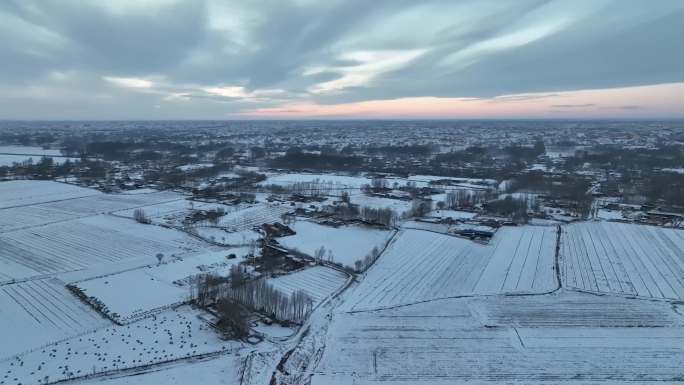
1,0,683,119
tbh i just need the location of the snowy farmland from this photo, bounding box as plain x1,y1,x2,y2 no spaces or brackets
0,307,240,385
113,199,231,226
313,291,684,384
0,184,183,233
276,220,395,268
40,190,183,216
343,226,558,311
0,278,109,360
269,266,349,305
3,177,684,385
211,204,292,232
0,215,207,282
0,180,100,209
75,355,242,385
560,221,684,300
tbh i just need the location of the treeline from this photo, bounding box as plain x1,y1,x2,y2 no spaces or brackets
562,145,684,173
507,171,592,218
621,171,684,209
188,267,314,330
271,148,364,171
327,203,397,227
0,157,108,180
360,206,398,227
432,142,544,172
366,144,434,157
354,246,381,272
225,279,313,324
264,179,347,197
440,189,489,210
484,196,532,223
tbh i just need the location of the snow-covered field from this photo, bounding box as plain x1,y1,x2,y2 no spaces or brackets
0,146,78,167
212,204,292,232
349,194,413,216
4,178,684,385
0,205,85,233
0,215,206,282
113,200,273,245
276,220,394,268
193,227,261,246
75,248,250,323
343,226,557,311
0,145,63,156
0,182,182,233
0,180,100,209
0,180,254,384
0,194,185,234
113,199,231,226
0,154,80,166
259,173,370,190
560,221,684,300
269,266,348,304
0,306,240,385
42,190,183,216
314,291,684,384
0,278,109,360
75,355,242,385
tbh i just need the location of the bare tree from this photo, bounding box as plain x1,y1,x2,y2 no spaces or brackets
133,208,151,224
215,299,250,338
229,265,246,288
314,246,326,263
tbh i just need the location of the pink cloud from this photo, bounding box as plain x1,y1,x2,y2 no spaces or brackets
240,83,684,119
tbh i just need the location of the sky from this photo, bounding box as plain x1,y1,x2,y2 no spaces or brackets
1,0,683,120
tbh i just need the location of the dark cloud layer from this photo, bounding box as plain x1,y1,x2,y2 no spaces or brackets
0,0,683,119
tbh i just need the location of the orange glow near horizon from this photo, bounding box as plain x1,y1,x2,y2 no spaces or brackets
239,83,684,119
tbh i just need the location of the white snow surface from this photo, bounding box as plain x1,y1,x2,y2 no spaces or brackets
0,180,100,209
0,278,109,360
349,194,413,215
560,221,684,300
314,291,684,384
0,215,207,282
75,248,250,323
269,266,348,304
276,220,394,268
0,307,241,385
343,226,558,311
